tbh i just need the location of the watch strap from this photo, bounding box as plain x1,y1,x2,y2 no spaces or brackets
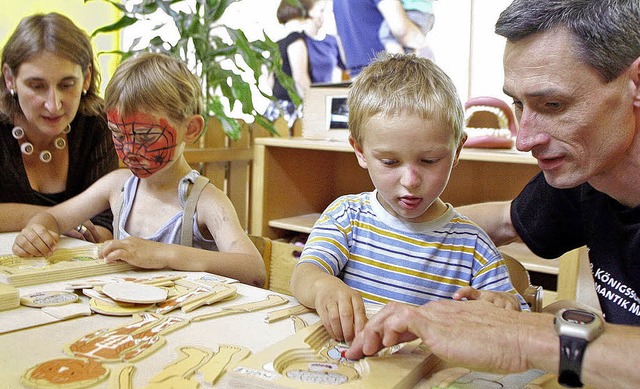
558,334,588,387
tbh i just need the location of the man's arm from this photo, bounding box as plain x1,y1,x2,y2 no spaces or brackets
457,200,520,246
377,0,425,50
345,300,640,389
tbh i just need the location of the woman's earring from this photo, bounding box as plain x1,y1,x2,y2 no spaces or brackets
9,89,15,97
82,90,87,97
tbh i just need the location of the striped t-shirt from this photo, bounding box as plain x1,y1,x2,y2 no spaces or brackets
298,191,528,310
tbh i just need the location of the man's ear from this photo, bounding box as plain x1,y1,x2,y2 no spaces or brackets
349,135,368,169
185,115,205,143
630,56,640,108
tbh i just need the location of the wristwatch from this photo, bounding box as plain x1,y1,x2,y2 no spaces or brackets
554,308,604,387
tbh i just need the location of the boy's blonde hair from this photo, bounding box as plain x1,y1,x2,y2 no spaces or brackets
348,53,464,146
105,52,203,125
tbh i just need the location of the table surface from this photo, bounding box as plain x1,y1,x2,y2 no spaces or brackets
0,269,320,388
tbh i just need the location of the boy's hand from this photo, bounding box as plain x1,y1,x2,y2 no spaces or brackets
99,237,166,269
453,286,521,311
12,224,59,257
314,279,368,342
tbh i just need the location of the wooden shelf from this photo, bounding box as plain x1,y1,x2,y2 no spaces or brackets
254,137,538,165
268,213,320,234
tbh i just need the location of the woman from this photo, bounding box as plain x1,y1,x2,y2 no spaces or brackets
265,0,345,129
0,13,118,242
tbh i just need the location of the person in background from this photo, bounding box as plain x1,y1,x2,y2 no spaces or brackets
346,1,640,388
379,0,435,60
12,52,266,288
0,12,119,242
333,0,426,77
290,53,527,343
265,0,345,128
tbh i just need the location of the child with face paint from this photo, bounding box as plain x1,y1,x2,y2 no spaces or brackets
11,52,267,288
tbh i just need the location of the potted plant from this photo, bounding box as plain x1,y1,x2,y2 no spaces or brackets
86,0,302,140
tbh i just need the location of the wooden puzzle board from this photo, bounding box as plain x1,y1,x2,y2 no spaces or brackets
0,232,134,286
227,321,439,389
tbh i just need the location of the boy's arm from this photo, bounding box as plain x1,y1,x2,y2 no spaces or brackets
100,237,265,286
12,171,123,257
101,183,266,287
291,262,367,342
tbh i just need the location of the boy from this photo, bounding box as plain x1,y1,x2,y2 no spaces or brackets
290,53,527,342
12,52,266,288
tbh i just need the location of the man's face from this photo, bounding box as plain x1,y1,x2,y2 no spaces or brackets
107,110,180,178
503,27,637,189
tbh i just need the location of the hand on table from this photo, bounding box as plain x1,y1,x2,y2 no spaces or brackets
314,279,368,342
345,299,551,373
453,286,522,311
12,224,59,257
99,236,166,269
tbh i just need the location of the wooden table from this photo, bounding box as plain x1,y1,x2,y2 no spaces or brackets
0,269,320,388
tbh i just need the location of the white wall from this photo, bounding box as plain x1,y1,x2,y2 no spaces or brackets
123,0,513,114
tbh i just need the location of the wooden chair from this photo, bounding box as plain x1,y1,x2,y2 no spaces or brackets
502,253,544,312
248,235,273,290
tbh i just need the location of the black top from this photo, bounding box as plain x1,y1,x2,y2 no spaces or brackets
0,113,119,231
512,172,640,325
272,32,306,102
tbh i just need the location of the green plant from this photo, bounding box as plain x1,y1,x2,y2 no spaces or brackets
86,0,302,140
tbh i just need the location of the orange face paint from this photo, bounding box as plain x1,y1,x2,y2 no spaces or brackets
107,110,179,178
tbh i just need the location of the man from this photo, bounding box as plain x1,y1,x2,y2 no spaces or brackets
345,1,640,388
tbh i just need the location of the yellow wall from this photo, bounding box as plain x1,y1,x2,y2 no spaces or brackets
0,1,120,93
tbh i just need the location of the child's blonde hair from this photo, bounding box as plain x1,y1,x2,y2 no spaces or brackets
348,53,464,146
105,52,203,125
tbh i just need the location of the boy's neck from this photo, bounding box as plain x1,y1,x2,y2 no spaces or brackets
139,157,193,190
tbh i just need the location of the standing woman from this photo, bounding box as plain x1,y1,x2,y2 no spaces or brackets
0,13,119,242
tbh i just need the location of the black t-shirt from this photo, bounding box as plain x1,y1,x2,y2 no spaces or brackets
512,172,640,325
272,32,306,102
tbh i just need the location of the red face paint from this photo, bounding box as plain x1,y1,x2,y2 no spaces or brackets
107,110,179,178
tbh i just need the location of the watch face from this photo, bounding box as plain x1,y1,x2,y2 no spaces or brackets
562,309,596,325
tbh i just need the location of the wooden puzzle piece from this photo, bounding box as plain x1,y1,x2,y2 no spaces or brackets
180,283,237,313
110,364,135,389
22,357,109,389
102,282,168,304
191,294,288,322
20,291,79,307
199,345,250,384
67,312,188,363
88,297,154,316
291,315,308,332
147,346,210,385
265,304,314,323
156,286,211,315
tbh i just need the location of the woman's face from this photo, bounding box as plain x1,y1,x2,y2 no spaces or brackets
4,51,90,138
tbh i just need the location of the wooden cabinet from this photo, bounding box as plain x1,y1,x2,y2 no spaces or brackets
250,137,571,305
